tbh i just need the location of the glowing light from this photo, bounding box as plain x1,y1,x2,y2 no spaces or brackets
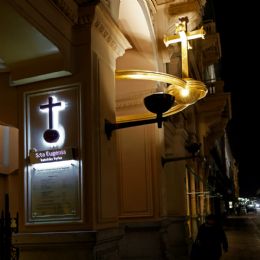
180,88,189,97
31,160,77,171
114,70,207,124
115,21,208,127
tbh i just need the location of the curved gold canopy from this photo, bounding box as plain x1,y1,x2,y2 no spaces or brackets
115,69,208,123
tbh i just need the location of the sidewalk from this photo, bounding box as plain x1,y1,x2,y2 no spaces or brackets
221,215,260,260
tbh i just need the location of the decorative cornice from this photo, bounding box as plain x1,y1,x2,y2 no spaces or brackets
166,0,205,34
93,20,117,50
196,92,231,121
51,0,79,24
197,91,231,150
202,33,221,66
51,0,98,25
93,4,131,57
168,1,201,16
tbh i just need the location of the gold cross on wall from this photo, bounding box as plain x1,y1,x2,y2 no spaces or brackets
164,19,205,78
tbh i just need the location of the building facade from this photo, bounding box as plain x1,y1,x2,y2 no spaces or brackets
0,0,237,259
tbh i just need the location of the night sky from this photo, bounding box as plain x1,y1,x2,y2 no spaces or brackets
206,0,259,197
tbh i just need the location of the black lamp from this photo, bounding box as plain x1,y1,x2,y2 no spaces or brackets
105,92,175,139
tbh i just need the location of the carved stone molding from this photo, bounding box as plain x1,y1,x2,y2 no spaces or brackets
116,89,154,110
116,99,143,110
202,34,221,66
196,91,231,151
94,20,117,50
144,0,157,25
166,0,206,35
51,0,98,25
93,4,131,57
51,0,80,24
168,0,203,16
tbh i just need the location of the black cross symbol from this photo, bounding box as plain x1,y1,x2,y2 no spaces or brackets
40,96,61,129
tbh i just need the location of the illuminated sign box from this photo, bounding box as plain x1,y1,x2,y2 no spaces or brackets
29,148,75,164
24,85,82,223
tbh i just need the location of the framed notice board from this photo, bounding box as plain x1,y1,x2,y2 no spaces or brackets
24,84,82,224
